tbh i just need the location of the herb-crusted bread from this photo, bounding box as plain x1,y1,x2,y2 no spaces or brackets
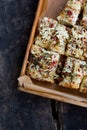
27,45,60,83
57,0,82,26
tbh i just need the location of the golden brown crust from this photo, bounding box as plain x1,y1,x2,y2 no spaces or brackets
80,88,87,93
59,83,79,90
59,82,71,88
71,83,79,89
27,66,55,84
65,52,85,61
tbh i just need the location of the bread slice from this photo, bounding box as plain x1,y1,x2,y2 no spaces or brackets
27,45,60,83
71,60,86,89
36,18,69,55
59,57,75,88
65,25,87,60
57,0,82,26
49,24,69,55
59,57,86,89
65,38,84,60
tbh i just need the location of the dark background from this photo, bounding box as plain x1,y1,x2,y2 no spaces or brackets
0,0,87,130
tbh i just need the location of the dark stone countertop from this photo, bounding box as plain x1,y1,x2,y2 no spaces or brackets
0,0,87,130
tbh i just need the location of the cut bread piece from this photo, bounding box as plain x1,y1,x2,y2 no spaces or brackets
59,57,86,89
27,45,60,83
57,0,82,26
36,19,69,55
72,26,87,59
49,24,69,55
39,17,57,41
71,60,86,89
66,25,87,60
59,57,75,88
66,38,84,60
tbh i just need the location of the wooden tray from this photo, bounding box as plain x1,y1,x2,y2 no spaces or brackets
18,0,87,108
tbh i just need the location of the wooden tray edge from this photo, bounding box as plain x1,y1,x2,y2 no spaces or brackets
18,86,87,108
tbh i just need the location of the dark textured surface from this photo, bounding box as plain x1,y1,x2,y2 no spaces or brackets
1,0,87,130
0,0,55,130
60,103,87,130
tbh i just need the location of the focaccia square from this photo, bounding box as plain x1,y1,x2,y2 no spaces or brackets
71,60,86,89
59,57,86,89
27,45,60,83
59,57,75,88
49,24,69,55
39,17,57,41
66,38,84,60
36,18,69,55
66,25,87,60
57,0,82,26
